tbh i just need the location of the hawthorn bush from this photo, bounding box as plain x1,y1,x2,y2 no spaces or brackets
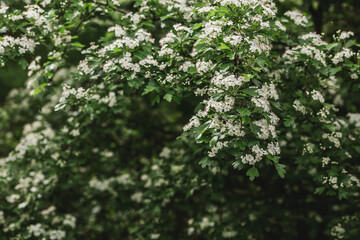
0,0,360,239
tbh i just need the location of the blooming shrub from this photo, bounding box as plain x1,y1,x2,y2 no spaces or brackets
0,0,359,239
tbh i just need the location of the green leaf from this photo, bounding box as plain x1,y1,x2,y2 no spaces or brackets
236,108,251,117
199,157,211,168
151,95,160,105
232,161,244,170
192,23,203,30
329,67,342,76
325,43,338,50
243,74,254,81
163,94,173,102
247,140,259,147
142,86,158,96
284,117,295,128
246,167,259,181
275,163,286,178
218,43,230,50
242,88,258,97
18,58,28,70
73,42,85,48
188,66,197,74
270,100,282,110
134,51,148,60
33,83,47,96
233,140,246,150
345,40,355,48
267,155,280,163
250,122,260,135
256,59,266,68
194,121,210,140
338,188,350,200
194,103,205,113
209,135,218,147
314,187,326,195
161,13,175,21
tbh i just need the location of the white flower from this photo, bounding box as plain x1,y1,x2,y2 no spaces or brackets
311,90,325,103
28,223,45,237
131,192,143,203
159,147,171,159
63,214,76,229
293,100,306,114
70,129,80,137
332,48,354,64
18,201,28,209
284,10,308,26
241,154,255,165
48,230,66,240
339,31,354,40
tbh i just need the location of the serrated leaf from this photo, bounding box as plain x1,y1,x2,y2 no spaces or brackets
199,157,211,168
237,108,251,117
242,88,258,96
163,94,173,102
33,83,47,96
232,161,244,170
267,155,280,163
314,187,325,195
243,74,254,81
142,86,158,96
250,122,260,135
256,59,266,68
209,135,218,147
19,58,28,70
275,163,286,178
192,23,203,30
284,117,295,128
151,95,160,105
329,67,342,75
218,43,230,50
246,167,259,181
270,100,282,110
233,140,246,150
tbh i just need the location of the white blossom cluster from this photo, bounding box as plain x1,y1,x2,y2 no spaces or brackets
336,31,354,40
332,48,354,64
293,99,307,114
55,84,89,111
210,73,247,89
311,90,325,103
215,0,277,18
241,142,280,165
6,120,55,162
283,45,327,66
284,10,309,26
300,32,327,46
0,35,37,55
347,113,360,127
322,132,342,148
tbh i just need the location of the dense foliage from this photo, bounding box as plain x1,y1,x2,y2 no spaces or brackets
0,0,359,239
